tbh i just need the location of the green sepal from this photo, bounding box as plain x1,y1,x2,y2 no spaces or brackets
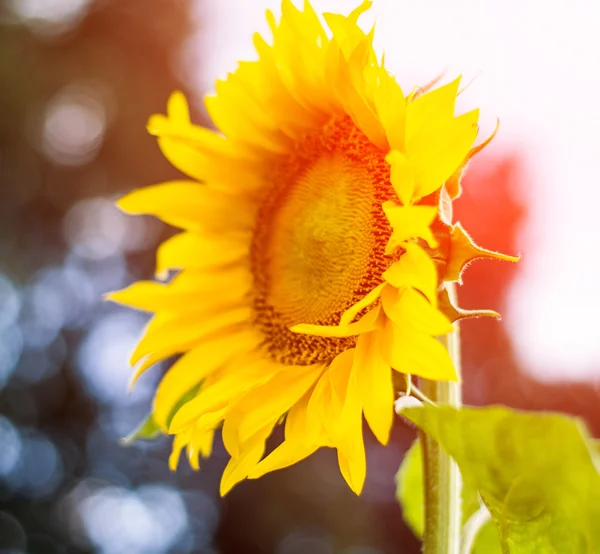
444,223,520,283
120,413,162,445
120,383,201,446
437,285,501,323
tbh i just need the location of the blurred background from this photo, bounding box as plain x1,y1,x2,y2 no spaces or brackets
0,0,598,553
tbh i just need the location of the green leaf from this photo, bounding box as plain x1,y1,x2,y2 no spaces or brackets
165,384,201,428
396,439,501,553
591,439,600,467
472,519,503,554
402,405,600,553
120,413,162,445
396,440,425,537
120,384,201,446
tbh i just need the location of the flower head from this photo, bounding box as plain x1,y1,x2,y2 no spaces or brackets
109,0,518,495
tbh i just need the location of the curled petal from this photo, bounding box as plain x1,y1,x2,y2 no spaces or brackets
290,305,382,338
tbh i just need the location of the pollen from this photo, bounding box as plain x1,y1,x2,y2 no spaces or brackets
251,116,397,365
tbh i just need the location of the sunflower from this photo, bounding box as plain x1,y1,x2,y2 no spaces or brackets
109,0,517,495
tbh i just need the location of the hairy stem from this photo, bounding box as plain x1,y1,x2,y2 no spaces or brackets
418,284,462,554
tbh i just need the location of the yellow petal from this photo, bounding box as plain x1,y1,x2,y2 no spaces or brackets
107,268,251,312
220,424,274,495
117,181,256,233
405,77,461,149
265,0,332,116
205,82,291,154
373,70,406,152
185,408,228,439
117,181,205,229
323,1,372,62
107,281,170,312
290,305,381,338
325,350,354,420
337,433,366,496
235,58,314,140
305,371,334,445
153,330,260,429
382,202,438,253
128,351,166,390
306,350,354,444
156,232,249,278
283,388,315,443
281,0,325,46
409,107,478,161
168,358,282,434
221,363,324,457
339,283,385,326
248,391,322,479
303,354,367,493
386,150,415,205
382,242,439,305
148,93,262,186
334,351,366,495
354,332,394,445
148,93,248,161
248,441,318,480
147,113,229,156
187,427,215,470
349,0,373,21
324,14,368,57
381,287,454,335
156,135,262,189
410,109,479,200
329,44,387,150
444,119,500,200
130,306,252,367
381,319,458,381
168,427,193,471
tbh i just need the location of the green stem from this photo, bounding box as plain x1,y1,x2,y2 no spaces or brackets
460,504,491,554
418,284,463,554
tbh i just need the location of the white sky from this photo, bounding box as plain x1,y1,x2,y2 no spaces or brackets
185,0,600,383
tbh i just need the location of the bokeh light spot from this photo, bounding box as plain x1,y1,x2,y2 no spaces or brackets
10,432,64,498
0,417,22,477
76,484,188,554
0,326,24,389
41,84,106,166
0,275,21,331
76,313,155,405
10,0,93,36
64,198,127,260
64,197,160,262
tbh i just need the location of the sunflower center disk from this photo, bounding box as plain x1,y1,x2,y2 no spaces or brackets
267,155,374,324
251,117,396,365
